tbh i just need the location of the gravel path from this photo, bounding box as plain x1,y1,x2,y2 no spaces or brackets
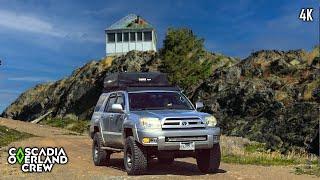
0,118,316,180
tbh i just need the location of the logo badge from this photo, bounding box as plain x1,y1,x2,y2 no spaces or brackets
7,147,68,173
181,121,189,126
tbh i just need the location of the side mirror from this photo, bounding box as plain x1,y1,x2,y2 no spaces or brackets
111,104,124,113
195,101,204,110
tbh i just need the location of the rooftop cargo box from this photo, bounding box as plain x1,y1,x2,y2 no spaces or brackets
103,72,178,92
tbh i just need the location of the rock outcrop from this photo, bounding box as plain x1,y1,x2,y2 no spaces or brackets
1,51,161,121
192,49,320,153
1,48,319,153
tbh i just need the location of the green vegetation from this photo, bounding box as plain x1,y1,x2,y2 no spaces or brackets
244,143,267,153
221,136,318,166
222,151,315,166
295,165,320,177
0,125,34,147
160,28,212,95
40,118,89,134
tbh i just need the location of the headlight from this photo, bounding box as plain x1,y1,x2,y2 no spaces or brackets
205,115,217,127
139,117,161,129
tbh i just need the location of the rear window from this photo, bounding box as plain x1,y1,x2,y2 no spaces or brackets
94,94,107,112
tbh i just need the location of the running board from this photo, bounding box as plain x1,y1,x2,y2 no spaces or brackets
101,146,123,152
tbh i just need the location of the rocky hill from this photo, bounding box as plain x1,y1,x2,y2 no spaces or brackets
1,50,236,121
192,48,320,153
1,48,319,153
1,51,159,121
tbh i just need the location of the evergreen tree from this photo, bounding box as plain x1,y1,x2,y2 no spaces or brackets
160,28,212,96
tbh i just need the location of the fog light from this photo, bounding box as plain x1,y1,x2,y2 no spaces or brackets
143,138,151,143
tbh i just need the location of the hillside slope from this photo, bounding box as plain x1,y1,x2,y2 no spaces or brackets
193,49,320,152
1,50,235,121
1,51,159,121
1,48,319,153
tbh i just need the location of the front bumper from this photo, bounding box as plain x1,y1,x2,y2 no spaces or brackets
135,127,220,150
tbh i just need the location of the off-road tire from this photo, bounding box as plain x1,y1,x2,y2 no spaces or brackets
124,136,148,175
92,132,110,166
196,143,221,173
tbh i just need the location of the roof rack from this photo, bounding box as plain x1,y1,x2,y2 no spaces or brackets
103,72,178,92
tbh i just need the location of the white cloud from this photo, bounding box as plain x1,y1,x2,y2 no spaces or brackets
0,9,102,43
0,10,66,37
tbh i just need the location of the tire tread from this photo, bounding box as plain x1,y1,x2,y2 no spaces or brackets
93,132,110,166
124,136,147,175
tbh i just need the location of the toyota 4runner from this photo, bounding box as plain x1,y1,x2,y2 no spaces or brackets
90,72,221,175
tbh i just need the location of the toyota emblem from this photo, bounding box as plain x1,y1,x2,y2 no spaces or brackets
181,121,189,126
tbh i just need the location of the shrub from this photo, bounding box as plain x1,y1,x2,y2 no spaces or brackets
160,28,212,96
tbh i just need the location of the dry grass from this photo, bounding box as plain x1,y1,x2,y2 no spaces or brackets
295,165,320,176
100,56,114,68
303,80,319,101
275,90,288,101
274,90,292,105
300,70,311,81
40,118,89,134
254,59,271,69
0,126,34,147
263,69,271,78
221,136,318,166
306,46,319,65
282,75,298,85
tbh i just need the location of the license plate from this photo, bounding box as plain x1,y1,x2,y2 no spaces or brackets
179,142,195,150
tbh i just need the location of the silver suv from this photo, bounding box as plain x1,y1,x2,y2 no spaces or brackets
89,73,221,175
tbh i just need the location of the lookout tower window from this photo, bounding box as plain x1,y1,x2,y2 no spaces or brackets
117,33,122,42
137,32,142,41
107,33,115,43
123,32,129,42
144,31,152,41
130,32,136,41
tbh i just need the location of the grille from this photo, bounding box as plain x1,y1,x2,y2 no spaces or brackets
162,117,205,129
165,136,207,142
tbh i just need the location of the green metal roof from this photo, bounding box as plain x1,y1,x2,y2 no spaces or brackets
106,14,154,31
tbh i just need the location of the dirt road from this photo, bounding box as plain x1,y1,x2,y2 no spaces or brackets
0,118,316,179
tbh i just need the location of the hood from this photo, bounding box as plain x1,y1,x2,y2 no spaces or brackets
130,110,209,120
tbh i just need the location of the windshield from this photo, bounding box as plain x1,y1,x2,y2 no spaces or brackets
128,91,194,111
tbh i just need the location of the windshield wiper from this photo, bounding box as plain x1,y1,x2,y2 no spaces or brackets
133,107,166,111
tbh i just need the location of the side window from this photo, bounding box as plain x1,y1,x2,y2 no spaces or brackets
130,32,136,41
123,32,129,42
104,94,117,112
137,32,142,41
116,94,125,109
94,94,107,112
144,31,152,41
107,33,115,43
116,33,122,42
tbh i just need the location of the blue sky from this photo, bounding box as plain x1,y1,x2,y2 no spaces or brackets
0,0,318,113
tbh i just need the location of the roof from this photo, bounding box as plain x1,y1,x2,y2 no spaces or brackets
106,14,154,31
103,72,180,92
103,86,180,93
